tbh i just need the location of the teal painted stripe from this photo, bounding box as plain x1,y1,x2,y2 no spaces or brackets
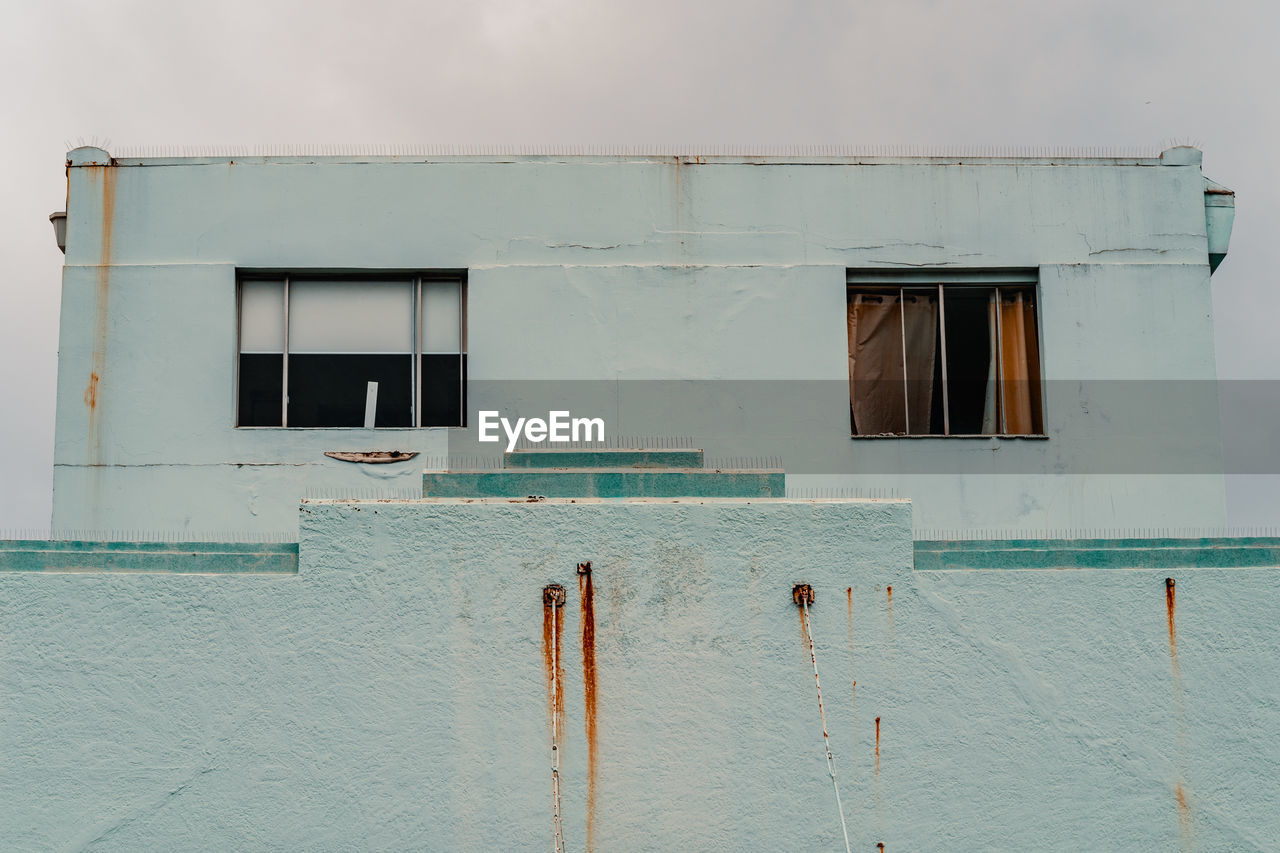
914,538,1280,571
0,541,299,574
423,469,784,498
504,449,705,469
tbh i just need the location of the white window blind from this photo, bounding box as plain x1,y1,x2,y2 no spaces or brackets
288,280,414,354
420,280,462,352
239,280,285,353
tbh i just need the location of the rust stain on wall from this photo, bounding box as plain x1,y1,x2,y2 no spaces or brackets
542,591,565,746
1175,782,1192,850
84,164,116,465
874,715,881,774
579,564,599,852
846,586,854,650
847,586,856,719
1165,577,1193,851
874,714,884,835
797,594,809,645
83,372,99,409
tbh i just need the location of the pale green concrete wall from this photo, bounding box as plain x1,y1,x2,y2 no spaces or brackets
52,151,1226,533
3,500,1276,850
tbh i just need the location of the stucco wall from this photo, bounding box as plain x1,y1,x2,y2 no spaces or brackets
3,499,1276,850
52,152,1225,532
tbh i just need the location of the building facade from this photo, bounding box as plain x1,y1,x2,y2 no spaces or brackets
3,145,1273,851
51,144,1234,535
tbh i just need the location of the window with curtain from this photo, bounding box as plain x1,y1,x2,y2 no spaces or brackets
237,272,466,428
847,270,1043,436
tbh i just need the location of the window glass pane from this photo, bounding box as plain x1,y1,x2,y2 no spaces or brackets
420,280,461,352
421,353,464,426
289,280,413,353
288,354,412,427
943,288,994,434
240,280,284,352
848,273,1041,437
238,353,283,426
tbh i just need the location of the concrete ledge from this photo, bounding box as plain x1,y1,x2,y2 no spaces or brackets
914,537,1280,571
0,540,299,574
422,468,784,498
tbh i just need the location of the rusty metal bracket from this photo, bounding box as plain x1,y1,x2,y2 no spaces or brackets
543,584,566,607
793,583,815,606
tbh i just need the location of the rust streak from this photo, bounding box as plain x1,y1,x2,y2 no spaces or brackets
874,715,881,774
847,586,856,719
542,593,565,744
1175,782,1192,849
83,372,99,409
1166,577,1193,851
874,713,884,837
798,595,809,645
846,585,853,650
579,565,598,852
85,164,116,466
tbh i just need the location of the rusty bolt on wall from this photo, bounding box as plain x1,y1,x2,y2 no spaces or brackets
543,584,566,607
577,561,592,575
793,583,815,606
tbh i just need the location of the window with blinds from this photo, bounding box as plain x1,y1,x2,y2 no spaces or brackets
237,273,466,428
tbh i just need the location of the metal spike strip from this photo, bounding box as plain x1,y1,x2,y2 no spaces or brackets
105,142,1166,159
0,529,298,543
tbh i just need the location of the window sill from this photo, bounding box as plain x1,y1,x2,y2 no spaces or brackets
850,433,1049,439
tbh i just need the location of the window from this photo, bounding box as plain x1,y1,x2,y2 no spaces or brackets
847,270,1043,436
237,272,466,428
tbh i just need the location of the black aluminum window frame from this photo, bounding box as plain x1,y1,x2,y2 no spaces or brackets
234,270,467,429
846,268,1045,438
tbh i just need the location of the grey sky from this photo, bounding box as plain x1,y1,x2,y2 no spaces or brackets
2,0,1276,529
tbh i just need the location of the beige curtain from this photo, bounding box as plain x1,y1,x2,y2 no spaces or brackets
848,292,937,434
982,290,1042,435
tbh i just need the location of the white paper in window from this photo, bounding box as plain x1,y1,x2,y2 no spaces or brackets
420,280,461,353
239,280,285,353
289,280,413,353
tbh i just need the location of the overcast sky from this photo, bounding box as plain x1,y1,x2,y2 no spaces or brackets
2,0,1276,530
